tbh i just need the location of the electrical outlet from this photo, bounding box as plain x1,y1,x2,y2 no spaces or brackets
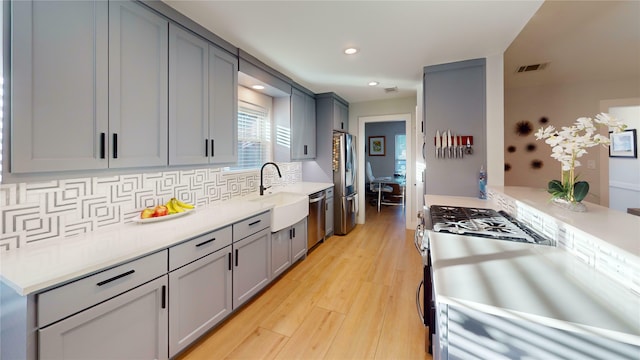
587,160,596,169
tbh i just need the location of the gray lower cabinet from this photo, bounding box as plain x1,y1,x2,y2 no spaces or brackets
325,188,334,237
37,250,169,360
291,218,308,262
272,218,307,278
271,228,292,279
169,23,238,166
11,0,109,172
39,276,168,360
109,0,169,168
168,247,232,357
232,226,271,308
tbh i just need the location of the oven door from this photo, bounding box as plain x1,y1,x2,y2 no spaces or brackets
414,225,434,354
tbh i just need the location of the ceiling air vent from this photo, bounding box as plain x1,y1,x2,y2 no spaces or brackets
384,86,398,93
516,63,549,73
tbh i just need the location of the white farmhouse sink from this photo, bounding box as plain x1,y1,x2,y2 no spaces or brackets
250,192,309,232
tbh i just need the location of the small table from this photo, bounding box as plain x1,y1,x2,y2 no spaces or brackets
371,176,406,212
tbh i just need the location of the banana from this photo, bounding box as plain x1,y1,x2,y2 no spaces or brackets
165,200,178,215
173,198,194,210
170,199,185,213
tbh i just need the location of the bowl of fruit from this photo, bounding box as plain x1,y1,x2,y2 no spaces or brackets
134,198,195,223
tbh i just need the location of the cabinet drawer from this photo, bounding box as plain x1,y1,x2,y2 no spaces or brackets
38,250,167,328
233,211,270,241
169,226,232,271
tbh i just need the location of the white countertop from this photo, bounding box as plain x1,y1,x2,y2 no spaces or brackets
490,186,640,258
424,189,640,345
0,182,334,296
430,232,640,345
263,182,333,196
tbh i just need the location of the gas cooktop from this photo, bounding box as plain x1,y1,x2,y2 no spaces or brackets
429,205,554,246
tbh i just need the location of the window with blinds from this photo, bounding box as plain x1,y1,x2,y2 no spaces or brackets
235,101,271,169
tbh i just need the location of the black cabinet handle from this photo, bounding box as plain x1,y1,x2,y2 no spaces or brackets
293,228,296,238
235,249,239,267
211,139,214,157
341,122,344,129
96,270,135,286
228,252,232,271
100,133,106,159
112,133,118,159
248,220,261,226
196,238,215,247
304,145,308,155
205,139,209,157
289,229,293,239
161,285,166,309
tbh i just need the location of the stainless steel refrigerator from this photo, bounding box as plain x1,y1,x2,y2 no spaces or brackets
332,131,358,235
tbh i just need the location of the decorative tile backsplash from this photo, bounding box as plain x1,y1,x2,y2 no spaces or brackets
0,163,301,252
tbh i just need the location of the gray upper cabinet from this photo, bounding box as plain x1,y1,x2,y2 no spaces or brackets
316,92,349,132
333,100,349,131
109,0,169,168
276,87,316,162
169,24,238,166
291,88,316,160
208,46,238,164
169,24,209,166
11,0,109,173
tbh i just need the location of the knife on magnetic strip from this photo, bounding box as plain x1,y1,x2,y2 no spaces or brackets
446,130,451,158
435,130,441,158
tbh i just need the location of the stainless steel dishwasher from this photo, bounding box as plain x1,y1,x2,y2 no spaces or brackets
307,191,326,250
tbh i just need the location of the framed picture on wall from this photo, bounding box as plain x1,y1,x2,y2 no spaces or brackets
369,136,385,156
609,129,637,158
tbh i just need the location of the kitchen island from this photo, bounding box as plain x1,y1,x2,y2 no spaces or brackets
424,187,640,359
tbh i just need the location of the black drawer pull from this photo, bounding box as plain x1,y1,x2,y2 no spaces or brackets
161,285,166,309
304,145,308,155
289,229,293,239
211,139,215,157
205,139,209,157
228,252,232,271
96,270,135,286
196,238,215,247
248,220,261,226
293,228,296,237
112,133,118,159
100,133,106,159
235,249,239,267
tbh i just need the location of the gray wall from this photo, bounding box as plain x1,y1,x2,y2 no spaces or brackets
424,59,487,198
364,121,405,179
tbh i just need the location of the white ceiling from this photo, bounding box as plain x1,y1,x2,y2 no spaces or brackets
163,0,639,104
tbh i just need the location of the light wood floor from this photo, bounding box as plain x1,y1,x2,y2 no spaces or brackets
177,203,431,360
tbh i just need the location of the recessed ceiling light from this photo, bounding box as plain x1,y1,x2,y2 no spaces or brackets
344,48,358,55
252,84,265,90
368,81,379,86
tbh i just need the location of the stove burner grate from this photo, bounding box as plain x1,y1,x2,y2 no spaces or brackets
429,205,554,246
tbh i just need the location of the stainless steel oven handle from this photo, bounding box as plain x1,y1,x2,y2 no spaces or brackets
416,280,424,324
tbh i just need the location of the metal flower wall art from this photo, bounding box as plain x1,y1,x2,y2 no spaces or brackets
535,113,627,211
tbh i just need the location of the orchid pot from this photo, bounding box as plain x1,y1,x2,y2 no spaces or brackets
535,113,627,212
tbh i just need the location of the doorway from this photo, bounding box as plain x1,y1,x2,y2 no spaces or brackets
357,113,412,229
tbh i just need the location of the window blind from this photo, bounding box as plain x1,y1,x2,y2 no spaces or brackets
236,102,271,169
